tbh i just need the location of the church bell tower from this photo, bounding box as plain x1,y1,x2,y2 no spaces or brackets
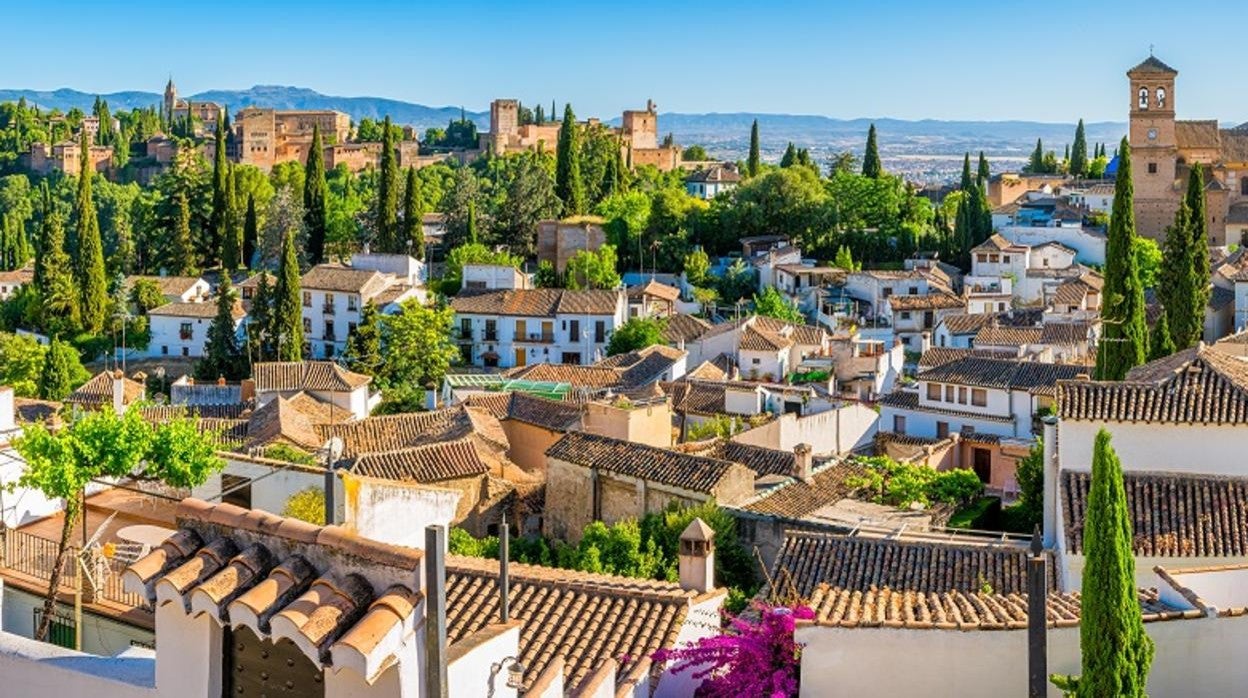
1127,54,1179,240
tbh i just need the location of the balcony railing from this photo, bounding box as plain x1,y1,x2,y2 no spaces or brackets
520,332,555,343
322,304,335,315
484,332,498,342
0,526,148,610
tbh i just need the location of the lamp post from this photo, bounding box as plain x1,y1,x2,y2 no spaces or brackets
487,657,525,697
1027,525,1048,697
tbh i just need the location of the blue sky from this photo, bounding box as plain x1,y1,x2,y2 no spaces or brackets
1,0,1243,122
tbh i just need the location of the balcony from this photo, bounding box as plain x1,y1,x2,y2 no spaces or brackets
484,332,498,342
519,332,555,343
322,303,336,315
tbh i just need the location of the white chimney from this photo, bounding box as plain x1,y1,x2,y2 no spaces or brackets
112,370,127,414
678,518,715,593
0,386,15,435
793,443,814,483
1041,416,1058,547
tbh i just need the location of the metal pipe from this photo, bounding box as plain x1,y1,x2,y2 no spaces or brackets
1027,527,1048,697
500,516,510,623
323,464,336,526
425,525,449,698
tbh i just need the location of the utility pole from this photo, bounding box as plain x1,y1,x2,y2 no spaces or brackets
1027,526,1048,697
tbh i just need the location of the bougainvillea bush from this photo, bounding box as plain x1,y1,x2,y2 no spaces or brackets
652,602,813,698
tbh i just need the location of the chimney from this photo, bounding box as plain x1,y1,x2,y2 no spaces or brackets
678,518,715,593
1041,416,1058,547
793,443,814,483
240,378,256,402
112,370,127,414
0,386,15,435
424,525,449,698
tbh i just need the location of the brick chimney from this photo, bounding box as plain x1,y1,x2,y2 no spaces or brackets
793,443,813,483
678,518,715,593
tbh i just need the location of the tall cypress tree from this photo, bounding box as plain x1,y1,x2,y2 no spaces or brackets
402,166,424,259
1028,139,1044,173
375,115,399,252
74,132,107,333
977,151,990,186
555,103,585,215
303,124,328,264
959,153,973,191
1158,200,1199,348
38,338,76,400
953,193,974,269
208,115,228,268
248,272,274,362
466,200,479,245
223,165,243,271
34,183,64,292
170,192,198,275
272,228,303,361
1068,429,1154,695
1095,138,1148,380
197,277,244,380
1071,118,1089,177
862,124,882,178
242,194,258,269
1149,307,1176,361
746,119,760,178
779,142,797,168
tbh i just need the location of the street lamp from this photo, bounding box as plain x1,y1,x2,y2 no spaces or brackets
487,657,525,697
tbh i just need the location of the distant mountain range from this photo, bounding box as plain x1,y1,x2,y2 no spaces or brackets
0,84,1131,180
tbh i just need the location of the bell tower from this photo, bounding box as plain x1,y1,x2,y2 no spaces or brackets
1128,54,1179,240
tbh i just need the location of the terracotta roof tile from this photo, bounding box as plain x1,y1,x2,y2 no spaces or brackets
917,357,1086,395
253,361,372,393
301,264,393,297
450,288,621,316
547,431,749,494
743,461,868,518
739,325,792,351
661,313,712,344
317,406,485,457
149,299,245,320
65,371,145,409
350,439,492,483
974,326,1043,346
886,292,964,311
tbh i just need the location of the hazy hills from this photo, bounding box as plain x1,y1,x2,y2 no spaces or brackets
1,84,1129,180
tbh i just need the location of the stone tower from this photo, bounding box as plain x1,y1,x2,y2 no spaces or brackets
621,100,659,150
164,77,177,123
488,99,520,155
1128,55,1179,241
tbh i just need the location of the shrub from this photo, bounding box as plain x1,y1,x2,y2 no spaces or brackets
845,455,983,508
282,488,326,526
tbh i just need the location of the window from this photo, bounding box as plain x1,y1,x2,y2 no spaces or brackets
569,319,580,340
595,321,605,343
302,291,312,307
181,347,189,357
460,318,471,337
1138,87,1149,110
900,311,911,320
302,317,312,333
908,287,918,295
936,421,949,438
161,345,168,355
893,415,906,434
324,321,335,340
882,288,893,298
976,253,987,263
752,358,760,365
1242,178,1248,196
946,385,955,402
958,386,967,404
927,383,941,400
1148,163,1158,174
1002,255,1010,263
971,388,987,407
1156,87,1166,109
485,319,497,341
348,322,357,335
179,322,193,340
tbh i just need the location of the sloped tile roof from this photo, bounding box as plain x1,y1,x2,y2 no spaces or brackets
879,389,1015,423
887,292,964,311
450,289,621,316
546,431,749,494
939,313,999,336
350,439,491,483
1058,348,1248,424
65,371,145,408
1176,120,1221,150
1062,470,1248,556
743,460,868,518
245,396,326,451
662,380,728,416
1040,321,1093,345
661,313,712,344
627,279,680,302
445,553,697,692
503,363,621,389
752,316,827,346
12,397,60,424
253,361,372,392
684,164,741,184
141,403,251,421
918,347,972,370
804,585,1189,630
972,234,1026,253
149,300,245,320
739,325,792,351
1128,55,1178,74
125,275,204,298
301,264,392,296
503,391,583,431
918,357,1086,395
123,500,422,681
974,326,1043,346
712,441,802,478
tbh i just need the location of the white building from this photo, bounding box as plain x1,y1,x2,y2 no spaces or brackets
125,275,211,304
461,263,531,291
450,288,627,368
252,360,379,420
684,164,741,200
300,262,423,359
0,267,33,300
997,225,1106,266
147,300,245,359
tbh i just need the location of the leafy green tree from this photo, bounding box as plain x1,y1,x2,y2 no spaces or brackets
13,409,223,641
565,244,621,290
282,488,326,526
375,115,400,252
834,245,860,271
0,333,49,397
440,242,522,294
779,142,797,168
747,119,760,178
74,133,108,333
378,300,458,389
242,194,258,268
607,316,665,356
37,338,78,401
683,248,711,287
1095,139,1148,381
862,123,882,178
169,192,198,275
208,115,229,268
555,104,585,215
401,167,424,259
128,278,165,314
1149,307,1176,361
343,301,382,376
272,228,303,361
1054,430,1154,696
753,286,804,323
682,145,708,161
196,277,245,381
716,258,756,304
1008,438,1044,528
303,124,328,264
494,153,559,256
1070,119,1089,177
1131,237,1162,290
534,260,560,288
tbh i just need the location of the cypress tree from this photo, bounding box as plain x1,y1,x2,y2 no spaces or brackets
1070,429,1155,695
303,124,328,264
466,200,479,245
74,132,107,333
376,115,399,252
170,192,198,275
1071,118,1089,177
1028,139,1044,173
248,272,274,362
242,194,258,269
208,115,228,268
779,142,797,168
1158,200,1199,347
977,151,990,186
221,166,243,271
747,119,760,178
402,166,424,259
38,338,76,401
34,183,64,292
197,277,243,380
272,228,303,361
862,124,882,178
1186,162,1210,272
601,148,620,198
959,153,973,191
343,301,382,376
535,103,544,125
953,193,974,269
555,104,585,215
1149,307,1176,361
1095,138,1148,380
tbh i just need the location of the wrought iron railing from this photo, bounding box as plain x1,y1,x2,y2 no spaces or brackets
0,527,148,609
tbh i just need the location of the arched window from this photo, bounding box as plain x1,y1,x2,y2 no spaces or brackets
1138,87,1150,110
1157,87,1167,109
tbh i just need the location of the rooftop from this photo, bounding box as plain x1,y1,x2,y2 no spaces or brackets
546,431,750,494
253,361,372,393
918,356,1086,395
